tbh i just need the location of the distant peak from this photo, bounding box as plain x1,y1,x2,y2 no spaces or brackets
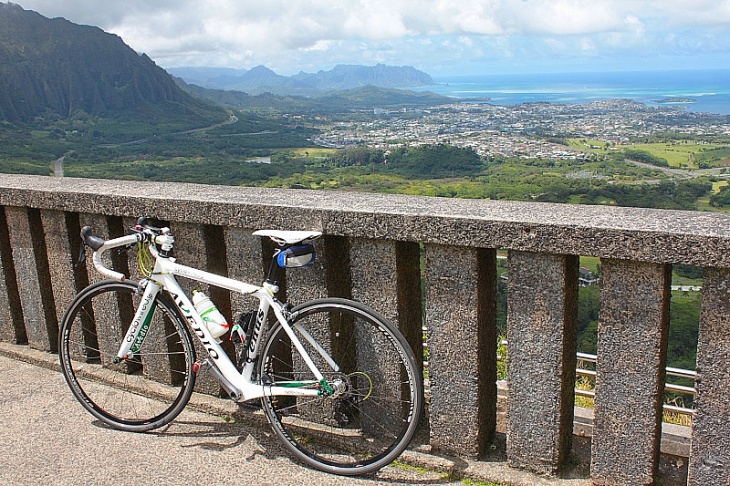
249,65,277,74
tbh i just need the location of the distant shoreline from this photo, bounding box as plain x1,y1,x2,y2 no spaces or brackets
409,69,730,115
654,97,697,104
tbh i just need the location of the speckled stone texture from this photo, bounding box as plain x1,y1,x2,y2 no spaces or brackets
5,206,55,351
224,226,266,315
4,174,730,267
348,237,423,357
348,237,424,432
688,267,730,485
348,238,399,321
40,210,78,336
591,259,671,486
425,244,496,457
506,251,578,475
0,206,24,343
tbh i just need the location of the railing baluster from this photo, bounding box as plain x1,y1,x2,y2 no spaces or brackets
591,259,671,485
425,244,497,457
0,205,24,343
40,210,78,337
224,226,267,313
506,251,578,474
689,267,730,485
5,206,55,351
171,221,223,395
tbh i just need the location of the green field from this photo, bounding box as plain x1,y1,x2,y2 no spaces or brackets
567,139,730,168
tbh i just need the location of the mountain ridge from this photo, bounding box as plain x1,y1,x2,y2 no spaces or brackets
178,80,454,112
0,3,226,124
167,63,434,96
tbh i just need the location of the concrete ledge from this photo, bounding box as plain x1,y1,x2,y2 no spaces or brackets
3,174,730,267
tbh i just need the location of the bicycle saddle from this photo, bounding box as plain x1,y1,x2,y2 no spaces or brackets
253,230,322,246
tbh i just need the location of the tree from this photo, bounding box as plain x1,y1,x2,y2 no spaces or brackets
710,185,730,208
384,144,483,178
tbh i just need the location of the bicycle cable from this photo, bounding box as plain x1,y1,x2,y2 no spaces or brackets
137,241,155,277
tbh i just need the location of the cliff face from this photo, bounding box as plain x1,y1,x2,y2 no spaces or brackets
0,3,223,122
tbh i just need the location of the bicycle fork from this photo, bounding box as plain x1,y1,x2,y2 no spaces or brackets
114,280,160,364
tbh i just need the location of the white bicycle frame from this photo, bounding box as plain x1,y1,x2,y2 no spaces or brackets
91,231,335,403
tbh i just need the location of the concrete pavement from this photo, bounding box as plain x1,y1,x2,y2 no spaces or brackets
0,345,446,486
0,342,593,486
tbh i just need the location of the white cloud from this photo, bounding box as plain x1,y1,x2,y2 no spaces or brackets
13,0,730,74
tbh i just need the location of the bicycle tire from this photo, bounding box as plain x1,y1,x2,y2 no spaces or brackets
257,297,423,476
59,280,197,432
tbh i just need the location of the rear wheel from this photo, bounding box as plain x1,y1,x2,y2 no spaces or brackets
59,280,196,432
257,298,423,476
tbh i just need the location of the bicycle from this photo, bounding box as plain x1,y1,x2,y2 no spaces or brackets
59,217,423,476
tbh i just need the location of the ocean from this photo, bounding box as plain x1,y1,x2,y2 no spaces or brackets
410,69,730,115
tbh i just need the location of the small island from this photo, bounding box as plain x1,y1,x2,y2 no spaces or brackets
654,97,697,104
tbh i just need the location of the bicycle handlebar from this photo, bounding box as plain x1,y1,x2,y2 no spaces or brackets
84,231,144,281
81,216,175,281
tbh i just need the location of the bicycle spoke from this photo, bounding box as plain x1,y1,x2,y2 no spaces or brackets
60,280,196,432
258,298,423,475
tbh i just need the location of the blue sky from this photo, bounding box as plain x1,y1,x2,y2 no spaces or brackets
14,0,730,77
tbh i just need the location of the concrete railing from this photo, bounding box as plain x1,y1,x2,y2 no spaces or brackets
1,174,729,485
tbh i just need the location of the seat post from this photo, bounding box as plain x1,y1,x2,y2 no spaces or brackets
265,247,286,288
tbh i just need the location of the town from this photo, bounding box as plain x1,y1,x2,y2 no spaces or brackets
313,99,730,160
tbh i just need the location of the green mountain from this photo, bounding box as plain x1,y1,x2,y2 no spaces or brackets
0,3,226,123
179,81,455,112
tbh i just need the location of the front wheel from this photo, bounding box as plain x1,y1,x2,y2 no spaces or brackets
59,280,197,432
257,298,423,476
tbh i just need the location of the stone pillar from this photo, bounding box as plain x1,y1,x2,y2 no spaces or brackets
591,259,671,486
349,238,424,435
171,221,212,302
41,210,80,336
224,227,265,316
349,238,423,358
0,206,26,343
276,236,340,420
349,238,398,320
425,244,496,457
688,267,730,485
5,206,58,351
506,251,578,475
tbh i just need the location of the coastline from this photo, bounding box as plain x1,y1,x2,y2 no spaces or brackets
407,68,730,115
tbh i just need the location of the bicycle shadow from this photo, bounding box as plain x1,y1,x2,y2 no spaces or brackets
90,416,456,484
155,417,279,458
